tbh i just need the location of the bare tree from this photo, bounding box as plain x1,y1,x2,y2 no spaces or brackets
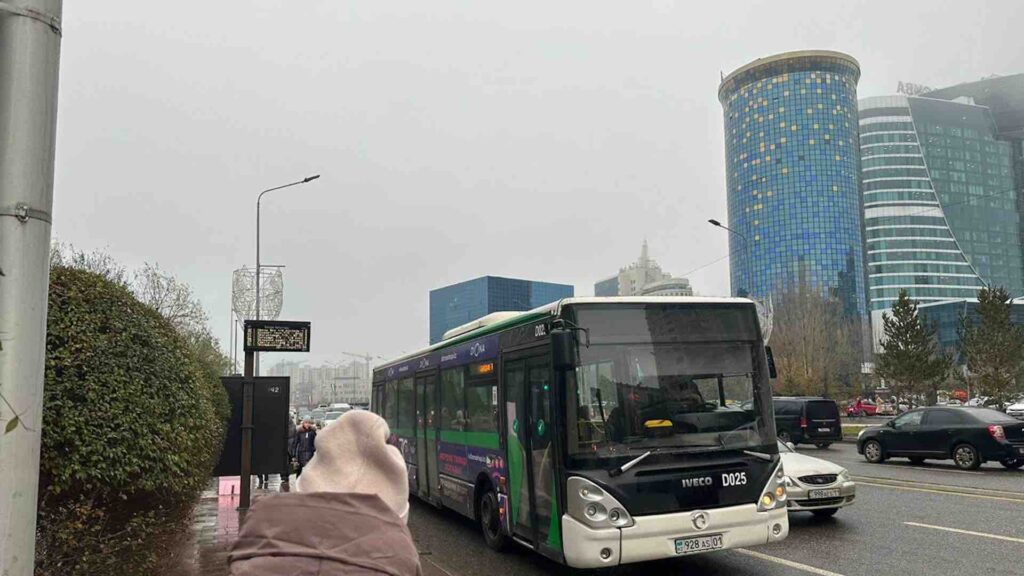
132,263,209,336
769,281,861,399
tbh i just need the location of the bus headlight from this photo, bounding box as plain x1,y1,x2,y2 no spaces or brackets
568,477,634,529
758,462,787,512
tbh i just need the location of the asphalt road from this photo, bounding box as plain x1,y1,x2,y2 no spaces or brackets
409,442,1024,576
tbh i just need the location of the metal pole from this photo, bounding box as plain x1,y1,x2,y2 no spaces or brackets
239,350,255,511
0,2,62,574
253,175,320,377
708,219,750,297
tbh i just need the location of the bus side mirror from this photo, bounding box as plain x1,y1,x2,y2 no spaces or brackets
551,330,578,370
765,346,778,379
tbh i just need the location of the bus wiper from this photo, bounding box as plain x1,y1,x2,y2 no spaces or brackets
608,450,653,477
742,450,773,461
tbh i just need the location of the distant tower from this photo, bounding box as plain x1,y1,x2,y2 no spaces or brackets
718,50,867,317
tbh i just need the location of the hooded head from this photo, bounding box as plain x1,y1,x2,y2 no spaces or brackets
295,410,410,522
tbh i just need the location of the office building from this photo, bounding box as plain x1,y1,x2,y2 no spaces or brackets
859,76,1023,310
871,299,1024,360
429,276,574,344
718,50,866,317
592,240,693,297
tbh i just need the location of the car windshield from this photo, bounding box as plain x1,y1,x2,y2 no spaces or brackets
325,411,344,420
565,304,774,460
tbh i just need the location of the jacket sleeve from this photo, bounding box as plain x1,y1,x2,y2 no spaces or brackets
288,429,298,458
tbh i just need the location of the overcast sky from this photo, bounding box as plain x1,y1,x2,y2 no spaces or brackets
52,0,1024,365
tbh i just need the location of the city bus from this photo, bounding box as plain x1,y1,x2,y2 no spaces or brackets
372,297,787,568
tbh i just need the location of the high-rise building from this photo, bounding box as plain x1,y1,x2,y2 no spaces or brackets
718,51,866,317
859,78,1023,310
429,276,574,344
592,240,693,297
266,359,371,407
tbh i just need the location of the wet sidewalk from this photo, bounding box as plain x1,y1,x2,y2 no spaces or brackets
173,475,450,576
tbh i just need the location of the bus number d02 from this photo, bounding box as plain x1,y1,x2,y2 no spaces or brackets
722,472,747,487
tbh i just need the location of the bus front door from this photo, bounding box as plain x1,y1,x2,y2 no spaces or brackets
416,373,439,502
504,352,557,550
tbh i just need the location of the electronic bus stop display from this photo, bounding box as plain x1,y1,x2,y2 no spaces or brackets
244,320,311,352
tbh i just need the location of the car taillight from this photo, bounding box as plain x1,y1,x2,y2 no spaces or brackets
988,425,1006,441
800,416,807,428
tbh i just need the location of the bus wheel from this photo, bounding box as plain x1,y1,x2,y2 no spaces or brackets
479,488,508,552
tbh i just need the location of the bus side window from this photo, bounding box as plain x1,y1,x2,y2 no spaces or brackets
385,380,398,429
397,378,415,432
441,367,467,432
466,383,497,432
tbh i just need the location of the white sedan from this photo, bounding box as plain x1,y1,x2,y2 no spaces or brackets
1007,401,1024,420
778,441,856,517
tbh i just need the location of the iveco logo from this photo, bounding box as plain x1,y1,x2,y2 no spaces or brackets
680,477,713,488
692,511,709,530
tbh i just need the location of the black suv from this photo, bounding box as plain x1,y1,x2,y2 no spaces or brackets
772,397,843,448
857,406,1024,470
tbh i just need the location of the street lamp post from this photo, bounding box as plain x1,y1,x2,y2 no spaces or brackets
254,175,320,373
708,219,751,297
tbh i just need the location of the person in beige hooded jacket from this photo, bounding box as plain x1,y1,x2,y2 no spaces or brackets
228,410,420,575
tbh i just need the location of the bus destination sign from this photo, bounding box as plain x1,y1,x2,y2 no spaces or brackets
244,320,311,352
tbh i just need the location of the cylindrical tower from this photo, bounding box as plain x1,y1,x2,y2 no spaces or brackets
718,50,866,317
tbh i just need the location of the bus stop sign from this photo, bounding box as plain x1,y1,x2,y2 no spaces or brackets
244,320,311,352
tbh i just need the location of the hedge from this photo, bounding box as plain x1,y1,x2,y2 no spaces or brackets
35,266,228,575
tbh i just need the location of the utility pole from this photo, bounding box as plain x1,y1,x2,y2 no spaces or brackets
0,2,63,575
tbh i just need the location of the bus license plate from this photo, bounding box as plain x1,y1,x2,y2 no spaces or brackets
675,534,724,555
808,488,841,499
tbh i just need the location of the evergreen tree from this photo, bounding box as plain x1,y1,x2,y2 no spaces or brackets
875,290,951,407
959,286,1024,405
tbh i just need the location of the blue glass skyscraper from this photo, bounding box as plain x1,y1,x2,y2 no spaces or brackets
718,50,867,317
428,276,574,344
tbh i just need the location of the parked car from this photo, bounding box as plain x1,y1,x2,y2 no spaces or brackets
847,399,877,417
773,397,843,448
857,407,1024,470
322,410,346,427
1006,400,1024,421
777,441,855,517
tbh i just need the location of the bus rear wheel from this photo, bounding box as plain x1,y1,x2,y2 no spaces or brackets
478,488,508,552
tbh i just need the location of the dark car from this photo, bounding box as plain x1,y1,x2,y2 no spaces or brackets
773,397,842,449
857,407,1024,470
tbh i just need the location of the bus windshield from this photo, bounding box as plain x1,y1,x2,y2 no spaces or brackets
566,304,774,459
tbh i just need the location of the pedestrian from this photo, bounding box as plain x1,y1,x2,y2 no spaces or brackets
229,410,419,575
290,418,317,477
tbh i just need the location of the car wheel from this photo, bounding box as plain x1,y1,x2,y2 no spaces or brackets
778,430,792,443
815,443,832,449
478,487,508,552
908,457,926,465
811,508,839,518
858,410,867,417
999,457,1024,470
953,444,981,470
863,440,885,463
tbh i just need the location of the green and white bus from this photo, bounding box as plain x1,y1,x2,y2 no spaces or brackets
372,297,788,568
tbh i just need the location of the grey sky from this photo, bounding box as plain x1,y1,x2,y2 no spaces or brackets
52,0,1024,364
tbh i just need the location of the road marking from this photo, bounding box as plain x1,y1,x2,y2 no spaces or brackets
904,522,1024,544
857,480,1024,503
735,548,847,576
901,463,987,473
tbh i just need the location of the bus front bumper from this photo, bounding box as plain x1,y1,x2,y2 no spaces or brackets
562,504,789,568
